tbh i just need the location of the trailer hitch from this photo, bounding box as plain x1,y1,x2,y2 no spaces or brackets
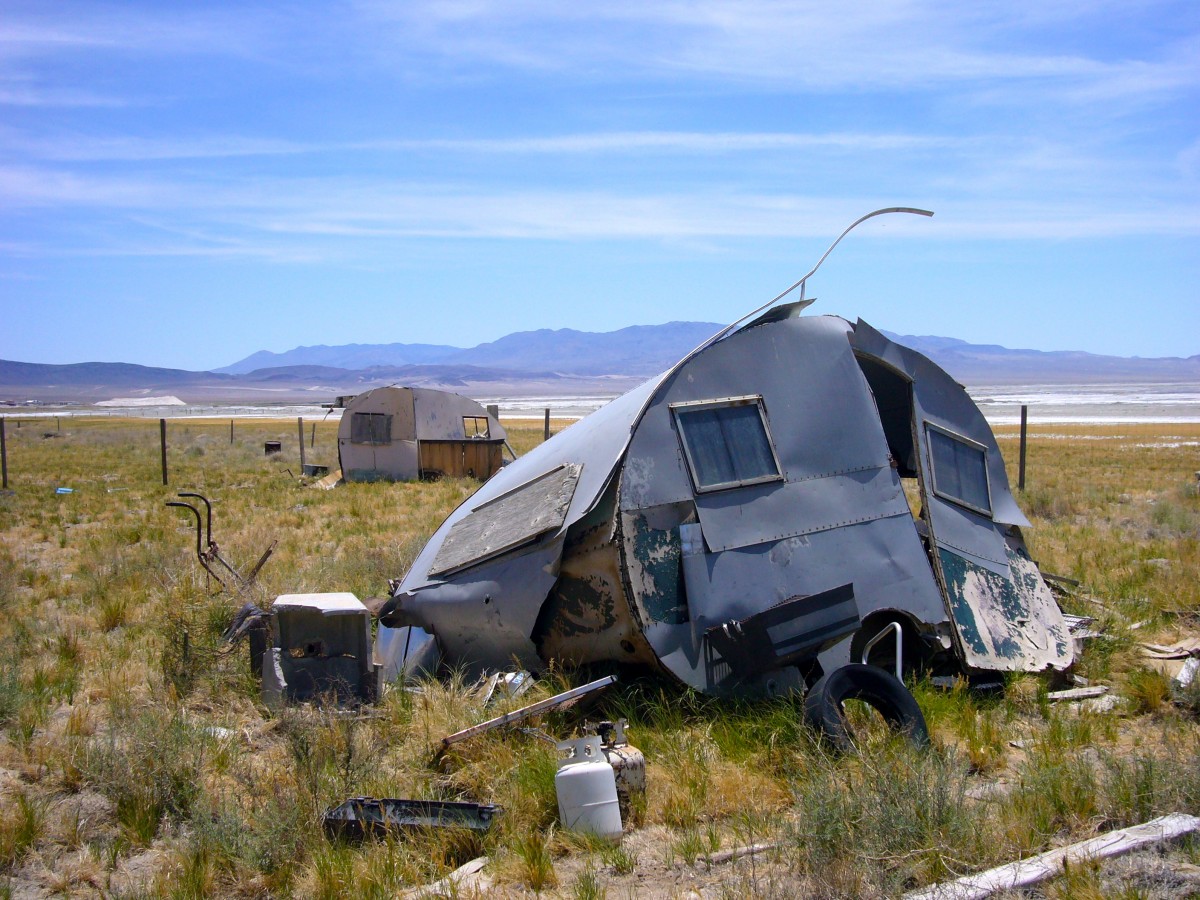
166,492,276,595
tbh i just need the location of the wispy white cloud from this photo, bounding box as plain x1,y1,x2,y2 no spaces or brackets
0,4,279,58
354,0,1199,101
5,129,960,162
0,84,131,107
3,162,1197,261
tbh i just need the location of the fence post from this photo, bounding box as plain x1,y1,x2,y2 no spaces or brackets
298,417,306,471
310,422,316,448
160,418,169,486
1,418,7,490
230,419,234,444
1018,405,1028,491
544,408,550,442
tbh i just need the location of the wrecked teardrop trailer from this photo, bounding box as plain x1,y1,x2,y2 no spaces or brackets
376,210,1073,715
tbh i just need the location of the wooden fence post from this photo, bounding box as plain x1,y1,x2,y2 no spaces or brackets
298,417,306,470
1018,405,1028,491
230,419,234,444
544,408,550,442
160,418,169,486
1,418,8,490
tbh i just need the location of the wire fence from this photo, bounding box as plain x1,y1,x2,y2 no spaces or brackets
2,401,1199,498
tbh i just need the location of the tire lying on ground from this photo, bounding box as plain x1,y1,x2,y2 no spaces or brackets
803,663,930,752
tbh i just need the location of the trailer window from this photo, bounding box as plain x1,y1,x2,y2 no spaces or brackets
927,424,991,516
350,412,392,445
673,396,782,493
463,416,490,439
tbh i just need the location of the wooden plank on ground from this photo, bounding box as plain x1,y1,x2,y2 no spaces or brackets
903,813,1200,900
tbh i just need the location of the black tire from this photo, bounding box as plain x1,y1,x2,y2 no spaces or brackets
803,663,930,752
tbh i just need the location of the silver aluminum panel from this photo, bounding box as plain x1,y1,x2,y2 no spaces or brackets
693,464,910,553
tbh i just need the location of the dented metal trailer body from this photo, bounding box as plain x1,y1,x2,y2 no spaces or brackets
337,386,507,483
377,309,1072,695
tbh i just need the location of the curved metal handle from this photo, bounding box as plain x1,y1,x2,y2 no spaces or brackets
166,501,203,559
633,207,935,427
177,492,213,547
861,620,904,681
708,207,934,350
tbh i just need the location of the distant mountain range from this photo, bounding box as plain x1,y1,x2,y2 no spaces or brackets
216,322,726,377
3,319,1198,404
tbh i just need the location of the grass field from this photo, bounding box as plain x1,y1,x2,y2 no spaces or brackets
1,415,1199,898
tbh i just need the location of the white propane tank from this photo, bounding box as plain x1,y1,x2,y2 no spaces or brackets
555,736,622,840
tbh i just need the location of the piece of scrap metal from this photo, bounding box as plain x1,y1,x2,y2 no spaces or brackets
1045,686,1109,702
166,492,276,595
440,675,617,750
476,670,534,706
322,798,501,840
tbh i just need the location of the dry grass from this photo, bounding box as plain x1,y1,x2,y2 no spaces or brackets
1,415,1199,897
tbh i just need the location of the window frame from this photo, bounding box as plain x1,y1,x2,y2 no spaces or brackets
350,412,393,446
924,422,993,517
462,416,491,439
670,395,784,494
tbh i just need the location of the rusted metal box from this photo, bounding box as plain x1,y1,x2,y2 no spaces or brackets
263,592,379,706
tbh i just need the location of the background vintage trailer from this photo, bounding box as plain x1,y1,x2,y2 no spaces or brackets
337,386,507,483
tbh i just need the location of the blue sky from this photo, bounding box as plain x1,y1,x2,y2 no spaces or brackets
2,1,1198,371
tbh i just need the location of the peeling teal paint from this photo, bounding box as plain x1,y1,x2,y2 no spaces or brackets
939,548,992,658
940,548,1022,660
939,543,1072,669
630,514,687,624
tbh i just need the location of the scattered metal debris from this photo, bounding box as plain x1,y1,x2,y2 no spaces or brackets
222,601,269,677
166,492,276,594
322,798,500,839
475,670,534,706
1046,686,1109,702
1140,635,1200,689
1176,656,1199,689
439,675,617,751
903,813,1200,900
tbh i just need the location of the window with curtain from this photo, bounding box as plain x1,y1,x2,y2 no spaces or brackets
673,396,782,493
927,424,991,515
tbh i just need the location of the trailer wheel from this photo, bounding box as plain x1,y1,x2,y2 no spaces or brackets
803,663,929,752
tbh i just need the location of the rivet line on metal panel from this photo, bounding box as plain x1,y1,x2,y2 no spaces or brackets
933,536,1009,567
788,463,885,484
706,508,912,552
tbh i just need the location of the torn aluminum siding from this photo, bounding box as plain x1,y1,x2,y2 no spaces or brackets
616,313,950,693
849,320,1073,672
376,374,669,672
